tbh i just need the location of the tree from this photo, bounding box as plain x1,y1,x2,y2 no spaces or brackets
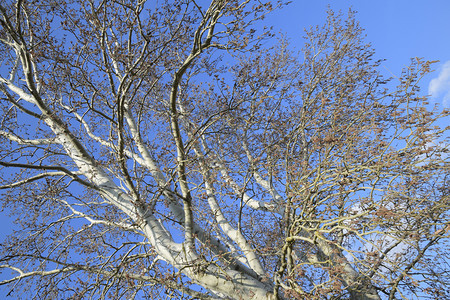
0,0,449,299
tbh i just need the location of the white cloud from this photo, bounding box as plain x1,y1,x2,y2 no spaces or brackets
428,60,450,107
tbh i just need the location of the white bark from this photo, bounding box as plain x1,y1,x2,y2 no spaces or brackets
4,2,433,299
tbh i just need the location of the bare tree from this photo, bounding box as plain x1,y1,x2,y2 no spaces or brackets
0,0,449,299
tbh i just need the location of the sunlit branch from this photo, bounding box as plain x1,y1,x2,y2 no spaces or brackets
0,130,56,145
0,171,76,189
0,161,95,188
0,263,210,299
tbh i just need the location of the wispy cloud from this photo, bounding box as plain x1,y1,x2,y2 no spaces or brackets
428,60,450,107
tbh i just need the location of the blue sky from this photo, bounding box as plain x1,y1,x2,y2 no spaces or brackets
1,0,450,297
268,0,450,109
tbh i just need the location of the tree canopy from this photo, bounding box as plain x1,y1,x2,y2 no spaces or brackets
0,0,449,299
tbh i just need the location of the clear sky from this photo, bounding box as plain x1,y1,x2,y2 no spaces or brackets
268,0,450,108
1,0,450,297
